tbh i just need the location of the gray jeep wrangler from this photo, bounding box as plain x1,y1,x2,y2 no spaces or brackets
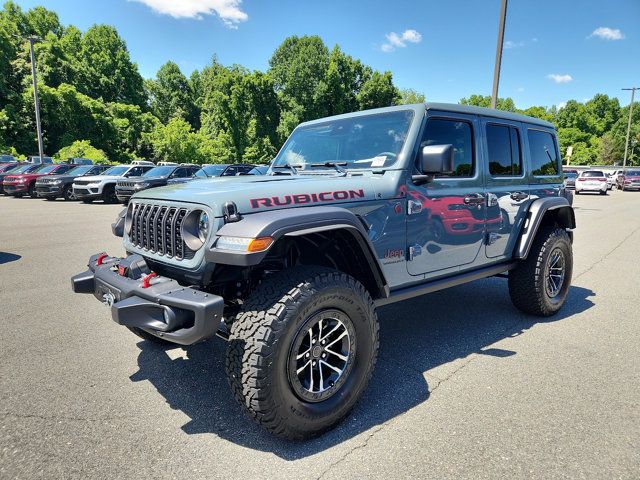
72,103,575,440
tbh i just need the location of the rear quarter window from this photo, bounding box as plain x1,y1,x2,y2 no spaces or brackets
528,129,559,176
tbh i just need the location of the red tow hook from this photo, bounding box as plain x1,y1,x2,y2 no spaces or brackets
96,253,108,266
141,272,158,289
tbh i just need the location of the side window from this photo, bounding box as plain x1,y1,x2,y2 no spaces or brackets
172,168,190,178
486,124,522,176
222,166,237,176
528,130,559,176
421,118,474,177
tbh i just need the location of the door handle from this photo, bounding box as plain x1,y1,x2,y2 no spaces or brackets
510,191,528,201
463,194,485,205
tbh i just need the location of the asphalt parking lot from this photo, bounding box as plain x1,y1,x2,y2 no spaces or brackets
1,190,639,479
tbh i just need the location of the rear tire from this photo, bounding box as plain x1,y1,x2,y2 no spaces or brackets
225,266,379,440
509,226,572,316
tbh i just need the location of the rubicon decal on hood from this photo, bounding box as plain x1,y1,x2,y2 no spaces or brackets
250,189,365,209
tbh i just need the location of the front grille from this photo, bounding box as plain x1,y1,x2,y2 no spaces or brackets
38,178,55,184
74,180,92,186
129,202,196,260
118,181,136,188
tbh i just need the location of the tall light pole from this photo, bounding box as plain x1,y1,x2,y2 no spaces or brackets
491,0,508,109
26,35,44,161
622,87,638,170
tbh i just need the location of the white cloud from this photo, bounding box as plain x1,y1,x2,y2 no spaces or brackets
557,101,567,109
381,29,422,52
517,87,525,92
589,27,624,40
504,37,538,49
547,73,573,84
130,0,248,27
504,40,523,49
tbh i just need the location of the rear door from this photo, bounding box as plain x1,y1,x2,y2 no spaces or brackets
481,118,529,259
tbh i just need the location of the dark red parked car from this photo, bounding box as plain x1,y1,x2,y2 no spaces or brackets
617,169,640,191
3,163,73,198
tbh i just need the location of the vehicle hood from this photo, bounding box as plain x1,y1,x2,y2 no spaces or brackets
121,176,168,184
36,174,77,182
133,173,389,216
3,173,42,181
78,175,123,182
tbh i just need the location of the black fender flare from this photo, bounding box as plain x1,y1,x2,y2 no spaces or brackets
205,206,389,299
514,197,575,259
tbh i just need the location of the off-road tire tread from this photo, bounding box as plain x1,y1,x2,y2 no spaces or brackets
225,266,379,440
509,226,572,317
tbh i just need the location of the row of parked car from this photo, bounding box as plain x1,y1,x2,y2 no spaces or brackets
0,159,268,203
563,168,640,195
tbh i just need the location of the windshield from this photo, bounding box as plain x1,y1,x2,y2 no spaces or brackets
565,172,577,179
581,171,604,177
10,164,34,174
626,170,640,176
195,165,226,177
273,110,414,171
1,163,20,172
143,166,174,177
102,166,128,176
34,165,56,174
66,166,93,176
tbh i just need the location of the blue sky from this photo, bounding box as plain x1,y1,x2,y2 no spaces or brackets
15,0,640,109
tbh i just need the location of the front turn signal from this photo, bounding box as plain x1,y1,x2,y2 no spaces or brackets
247,237,273,252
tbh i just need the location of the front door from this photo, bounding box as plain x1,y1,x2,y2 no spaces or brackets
406,113,486,277
481,118,530,259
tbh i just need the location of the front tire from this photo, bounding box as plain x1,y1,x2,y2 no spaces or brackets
226,266,379,440
63,185,75,201
509,226,572,316
102,185,117,204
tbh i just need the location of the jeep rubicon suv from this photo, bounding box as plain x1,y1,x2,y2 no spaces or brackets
72,162,154,203
72,103,575,440
35,164,110,201
115,164,201,203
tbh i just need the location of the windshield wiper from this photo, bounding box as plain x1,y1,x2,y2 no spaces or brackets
309,162,348,176
271,163,301,175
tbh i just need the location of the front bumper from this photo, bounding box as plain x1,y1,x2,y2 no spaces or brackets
73,186,101,200
36,184,63,197
115,187,135,201
71,253,224,345
3,184,28,194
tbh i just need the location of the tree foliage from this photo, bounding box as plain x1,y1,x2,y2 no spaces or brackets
1,3,638,167
54,139,108,162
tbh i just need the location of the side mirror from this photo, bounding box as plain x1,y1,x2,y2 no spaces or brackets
413,144,454,185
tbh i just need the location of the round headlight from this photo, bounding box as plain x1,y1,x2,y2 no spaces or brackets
198,211,209,242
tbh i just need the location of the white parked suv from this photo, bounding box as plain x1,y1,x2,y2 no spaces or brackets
575,170,608,195
72,161,154,203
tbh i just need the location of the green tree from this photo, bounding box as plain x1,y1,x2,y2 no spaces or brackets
76,25,145,106
356,71,400,110
459,94,516,111
54,139,108,162
269,35,330,124
147,116,229,164
146,61,198,127
399,88,425,105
